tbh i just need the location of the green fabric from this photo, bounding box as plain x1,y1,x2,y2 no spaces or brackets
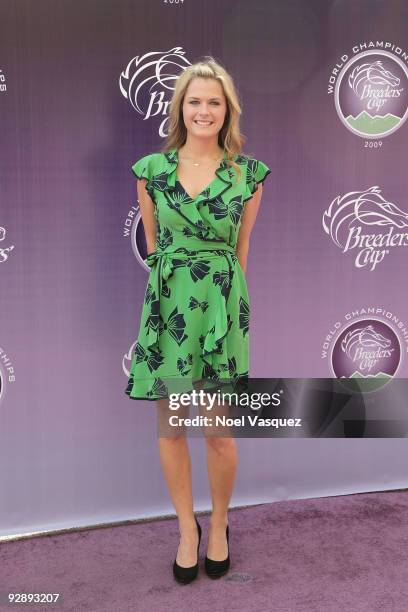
125,147,271,400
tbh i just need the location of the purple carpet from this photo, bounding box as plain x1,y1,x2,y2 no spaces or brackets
1,491,408,611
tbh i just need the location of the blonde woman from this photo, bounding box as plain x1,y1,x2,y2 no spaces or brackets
125,57,270,583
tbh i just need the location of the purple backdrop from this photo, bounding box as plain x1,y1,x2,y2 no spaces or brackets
1,0,407,538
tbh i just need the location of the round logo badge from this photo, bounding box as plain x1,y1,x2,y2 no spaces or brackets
334,50,408,138
131,210,150,271
331,319,401,391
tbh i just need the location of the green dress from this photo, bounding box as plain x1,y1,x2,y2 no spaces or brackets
125,148,271,400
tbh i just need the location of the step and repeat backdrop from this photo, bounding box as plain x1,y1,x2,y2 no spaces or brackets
1,0,407,537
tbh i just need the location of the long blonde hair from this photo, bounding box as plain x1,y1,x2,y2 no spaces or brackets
161,56,246,182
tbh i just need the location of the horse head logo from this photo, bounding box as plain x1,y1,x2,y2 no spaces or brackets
322,186,408,249
341,325,391,359
348,60,400,97
120,47,191,116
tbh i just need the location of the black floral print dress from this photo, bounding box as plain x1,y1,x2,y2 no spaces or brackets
125,148,271,400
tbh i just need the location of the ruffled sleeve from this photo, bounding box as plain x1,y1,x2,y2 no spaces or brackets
243,157,271,203
131,154,156,201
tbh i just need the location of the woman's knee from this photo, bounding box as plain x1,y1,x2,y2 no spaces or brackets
158,434,187,446
205,435,236,454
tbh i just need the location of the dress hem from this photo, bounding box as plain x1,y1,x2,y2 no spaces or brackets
124,374,249,401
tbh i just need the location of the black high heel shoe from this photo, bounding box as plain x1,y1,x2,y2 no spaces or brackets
205,524,230,579
173,517,202,585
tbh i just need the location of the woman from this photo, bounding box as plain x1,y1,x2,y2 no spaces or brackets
125,57,270,583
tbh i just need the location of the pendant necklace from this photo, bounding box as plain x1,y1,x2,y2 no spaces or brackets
179,153,224,167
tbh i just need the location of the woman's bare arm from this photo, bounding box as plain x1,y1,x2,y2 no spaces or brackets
137,178,157,255
235,183,263,274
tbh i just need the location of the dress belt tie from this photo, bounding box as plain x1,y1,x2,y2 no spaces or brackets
143,248,238,353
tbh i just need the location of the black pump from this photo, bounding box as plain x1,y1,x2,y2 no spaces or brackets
173,517,202,585
205,524,230,579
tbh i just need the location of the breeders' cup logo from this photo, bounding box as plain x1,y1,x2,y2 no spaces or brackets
332,320,400,387
333,50,408,138
131,207,150,272
120,47,191,137
322,186,408,271
123,341,136,382
0,226,15,263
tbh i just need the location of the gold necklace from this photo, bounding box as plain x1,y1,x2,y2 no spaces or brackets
178,152,224,167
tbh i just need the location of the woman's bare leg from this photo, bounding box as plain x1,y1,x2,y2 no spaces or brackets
201,394,238,561
157,397,199,567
